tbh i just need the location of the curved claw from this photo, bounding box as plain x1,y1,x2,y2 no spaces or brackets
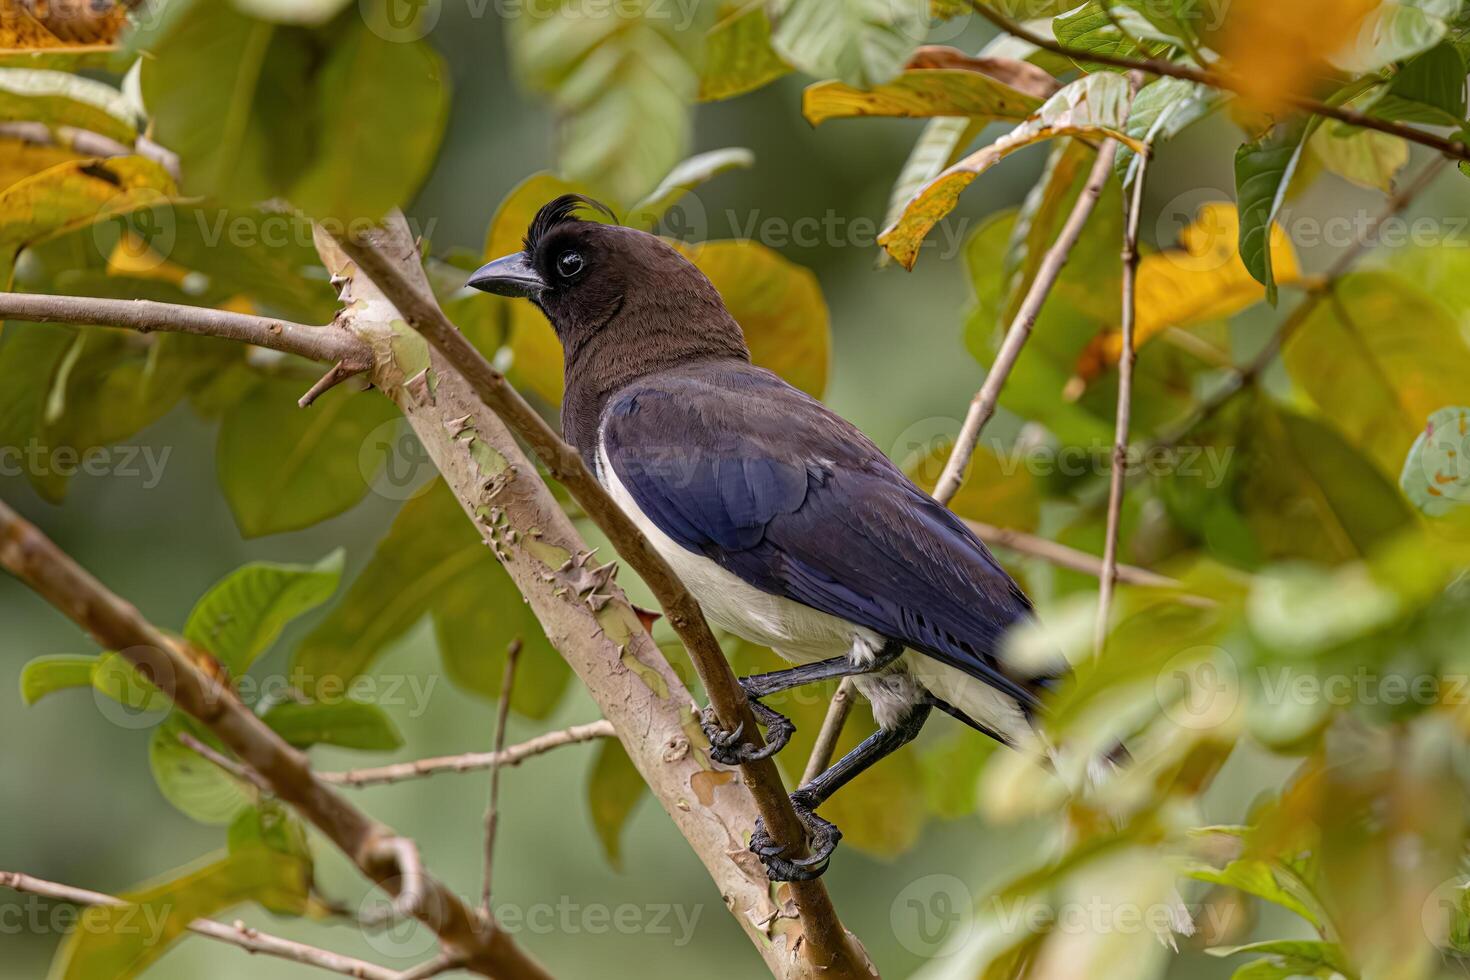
748,798,843,882
701,705,791,766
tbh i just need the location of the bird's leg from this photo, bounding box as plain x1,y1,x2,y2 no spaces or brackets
700,641,904,766
750,700,933,881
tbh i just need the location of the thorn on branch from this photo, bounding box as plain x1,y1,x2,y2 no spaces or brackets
299,360,367,408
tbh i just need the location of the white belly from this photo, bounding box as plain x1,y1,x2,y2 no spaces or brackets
595,439,1033,741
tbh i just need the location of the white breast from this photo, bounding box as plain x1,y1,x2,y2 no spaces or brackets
595,439,884,667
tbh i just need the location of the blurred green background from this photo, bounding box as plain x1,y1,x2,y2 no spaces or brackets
3,5,1467,978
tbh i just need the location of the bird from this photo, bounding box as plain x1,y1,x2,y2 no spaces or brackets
467,195,1064,881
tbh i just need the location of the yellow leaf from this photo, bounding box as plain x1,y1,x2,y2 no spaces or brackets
0,0,128,49
1072,204,1301,386
0,154,176,285
879,73,1146,270
802,68,1043,126
906,444,1039,532
0,135,79,190
1216,0,1378,110
678,239,831,398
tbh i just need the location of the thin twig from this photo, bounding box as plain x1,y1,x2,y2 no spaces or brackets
330,221,872,977
482,639,521,916
802,679,856,785
1095,72,1150,655
177,731,271,793
321,721,616,788
395,953,465,980
0,293,373,378
1154,155,1452,448
967,1,1470,164
0,500,549,980
0,871,398,980
0,120,182,178
933,137,1125,504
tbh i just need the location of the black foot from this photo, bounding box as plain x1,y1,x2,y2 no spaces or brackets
749,792,841,881
699,698,794,766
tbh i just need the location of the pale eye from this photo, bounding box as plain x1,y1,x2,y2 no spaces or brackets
556,250,584,278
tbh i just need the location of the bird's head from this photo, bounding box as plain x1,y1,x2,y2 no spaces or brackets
466,195,748,370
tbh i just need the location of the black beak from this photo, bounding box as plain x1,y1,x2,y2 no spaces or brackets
467,252,546,298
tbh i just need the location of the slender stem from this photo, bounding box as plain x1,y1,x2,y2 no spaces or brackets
0,871,399,980
933,138,1124,504
1154,156,1451,448
482,639,521,916
0,120,182,178
1095,72,1150,655
0,499,550,980
329,223,872,977
802,678,856,785
395,953,466,980
967,1,1470,164
322,722,616,788
0,292,372,375
177,731,270,793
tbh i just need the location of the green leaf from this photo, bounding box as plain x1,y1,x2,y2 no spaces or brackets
293,480,567,717
1209,940,1350,978
587,737,646,869
1183,859,1322,927
262,699,404,751
699,2,791,101
293,480,480,691
1400,406,1470,516
1332,0,1460,73
227,801,315,916
1116,77,1218,186
1055,1,1151,57
769,0,926,89
216,378,397,537
625,147,755,228
1388,42,1469,120
1235,117,1312,304
0,155,176,285
0,68,137,142
433,552,572,720
802,69,1043,126
288,22,448,221
139,3,313,208
1181,396,1414,566
509,0,711,205
1284,271,1470,479
19,655,96,705
881,72,1146,269
50,847,310,980
183,552,344,676
92,652,172,713
149,714,255,825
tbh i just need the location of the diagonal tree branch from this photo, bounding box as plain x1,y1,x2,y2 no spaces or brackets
326,218,874,978
967,1,1470,164
933,136,1125,504
0,871,399,980
0,499,551,980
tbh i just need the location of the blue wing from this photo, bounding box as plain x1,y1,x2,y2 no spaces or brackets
600,363,1039,707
